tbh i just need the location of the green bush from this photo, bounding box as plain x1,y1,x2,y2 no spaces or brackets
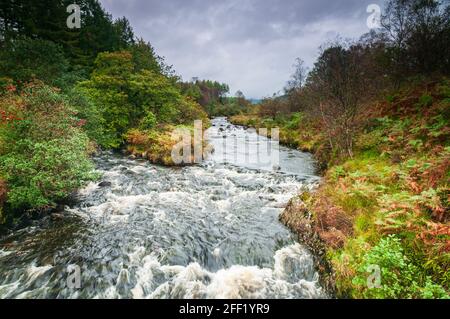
65,87,113,148
0,83,96,210
352,235,448,299
285,112,303,129
140,111,157,130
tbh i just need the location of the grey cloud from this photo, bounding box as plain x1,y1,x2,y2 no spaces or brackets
100,0,386,98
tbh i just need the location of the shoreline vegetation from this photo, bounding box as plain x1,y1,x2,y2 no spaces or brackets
230,79,450,298
0,0,449,299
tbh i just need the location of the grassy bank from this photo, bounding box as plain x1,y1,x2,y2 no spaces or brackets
232,80,450,298
231,113,320,152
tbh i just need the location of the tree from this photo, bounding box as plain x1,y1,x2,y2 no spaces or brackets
179,80,229,115
131,38,162,73
405,0,450,74
235,90,245,99
381,0,450,79
258,96,289,118
113,17,135,49
285,58,310,113
0,37,69,86
78,51,134,147
285,58,308,92
78,49,200,147
0,0,137,67
306,41,376,158
235,90,249,108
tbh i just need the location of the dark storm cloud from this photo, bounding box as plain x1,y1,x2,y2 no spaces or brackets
100,0,385,98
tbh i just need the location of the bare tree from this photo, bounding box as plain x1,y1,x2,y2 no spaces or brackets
285,58,309,113
306,41,376,158
285,58,308,92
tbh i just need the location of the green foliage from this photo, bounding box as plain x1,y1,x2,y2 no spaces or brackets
128,69,182,123
416,94,433,108
140,111,157,130
0,83,96,210
79,50,208,147
386,94,397,103
331,166,346,180
0,37,69,86
437,80,450,98
285,113,303,129
408,139,423,151
352,236,448,299
0,0,138,67
179,80,230,116
130,39,162,73
65,87,111,147
3,137,95,209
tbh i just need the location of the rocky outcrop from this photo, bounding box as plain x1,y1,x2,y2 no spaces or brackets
280,195,336,296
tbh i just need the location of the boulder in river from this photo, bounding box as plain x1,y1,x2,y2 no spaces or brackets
98,181,112,187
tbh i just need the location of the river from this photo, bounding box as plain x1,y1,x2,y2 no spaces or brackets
0,117,325,299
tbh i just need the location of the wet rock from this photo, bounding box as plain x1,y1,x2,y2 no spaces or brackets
51,213,64,221
280,195,336,297
98,181,112,187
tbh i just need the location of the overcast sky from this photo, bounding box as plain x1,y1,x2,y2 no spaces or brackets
100,0,386,98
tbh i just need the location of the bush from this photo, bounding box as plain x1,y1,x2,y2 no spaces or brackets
0,83,96,211
140,111,157,130
285,112,303,129
352,235,448,299
65,87,112,148
178,98,209,125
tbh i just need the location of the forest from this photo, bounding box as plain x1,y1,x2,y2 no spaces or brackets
0,0,449,300
0,0,240,221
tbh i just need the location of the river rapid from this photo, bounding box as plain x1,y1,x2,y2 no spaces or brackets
0,117,325,299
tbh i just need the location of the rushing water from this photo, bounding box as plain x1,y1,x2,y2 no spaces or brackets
0,118,324,299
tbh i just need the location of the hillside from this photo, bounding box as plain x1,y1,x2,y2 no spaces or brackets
231,79,450,298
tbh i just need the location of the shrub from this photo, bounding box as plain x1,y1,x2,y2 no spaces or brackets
352,235,448,299
65,87,111,148
140,111,158,130
285,112,303,129
178,98,209,125
0,83,96,211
